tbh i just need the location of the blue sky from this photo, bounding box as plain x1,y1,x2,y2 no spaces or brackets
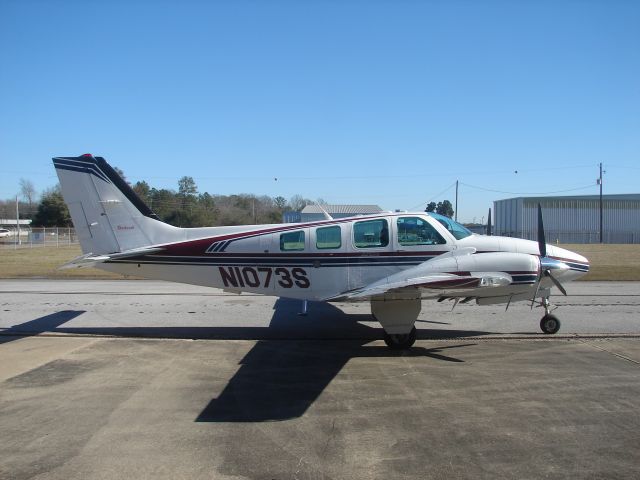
1,0,638,223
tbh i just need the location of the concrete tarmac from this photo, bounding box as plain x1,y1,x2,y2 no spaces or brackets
1,280,640,479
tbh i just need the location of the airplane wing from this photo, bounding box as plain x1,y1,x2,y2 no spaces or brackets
59,246,164,269
333,271,512,300
324,247,531,301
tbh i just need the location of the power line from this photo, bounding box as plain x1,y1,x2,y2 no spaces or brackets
409,182,457,211
118,163,599,183
459,182,596,196
606,164,640,170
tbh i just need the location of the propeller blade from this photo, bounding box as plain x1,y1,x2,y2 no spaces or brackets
530,262,543,309
537,203,547,258
546,270,567,296
487,208,492,236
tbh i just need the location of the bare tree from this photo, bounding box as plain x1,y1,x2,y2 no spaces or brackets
289,194,311,212
273,196,287,210
19,178,36,209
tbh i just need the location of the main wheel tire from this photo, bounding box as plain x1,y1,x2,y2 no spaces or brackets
383,326,417,350
540,314,561,334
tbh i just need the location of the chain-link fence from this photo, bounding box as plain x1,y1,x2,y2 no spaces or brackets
0,227,79,248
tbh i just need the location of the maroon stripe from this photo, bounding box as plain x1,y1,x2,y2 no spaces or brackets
550,255,588,265
161,214,394,255
417,278,481,289
152,251,450,259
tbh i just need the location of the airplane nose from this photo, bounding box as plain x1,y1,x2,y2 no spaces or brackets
548,246,589,274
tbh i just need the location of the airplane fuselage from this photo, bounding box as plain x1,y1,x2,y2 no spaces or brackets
99,212,589,303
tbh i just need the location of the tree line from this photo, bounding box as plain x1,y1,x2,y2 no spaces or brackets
2,174,454,228
1,174,317,228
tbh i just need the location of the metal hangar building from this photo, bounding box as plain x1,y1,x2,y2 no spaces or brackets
284,204,383,223
494,194,640,244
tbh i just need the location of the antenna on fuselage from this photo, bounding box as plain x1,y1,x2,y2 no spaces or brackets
316,203,334,220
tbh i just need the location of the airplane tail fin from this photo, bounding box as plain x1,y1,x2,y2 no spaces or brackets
53,154,181,254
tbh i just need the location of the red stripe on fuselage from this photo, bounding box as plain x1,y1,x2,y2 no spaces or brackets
161,214,393,256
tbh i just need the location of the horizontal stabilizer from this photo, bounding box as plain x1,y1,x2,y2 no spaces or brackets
59,246,164,270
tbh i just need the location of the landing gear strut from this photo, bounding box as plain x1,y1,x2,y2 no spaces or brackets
383,327,417,350
539,297,561,334
371,297,421,350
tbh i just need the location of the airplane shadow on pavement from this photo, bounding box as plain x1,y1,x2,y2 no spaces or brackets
0,300,488,421
195,299,483,422
0,310,86,346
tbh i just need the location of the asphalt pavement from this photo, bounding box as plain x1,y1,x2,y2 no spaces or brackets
1,280,639,479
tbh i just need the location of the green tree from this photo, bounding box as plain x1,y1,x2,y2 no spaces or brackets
32,186,71,227
195,192,218,226
425,202,437,213
436,200,454,218
132,180,151,205
178,176,198,196
149,188,178,222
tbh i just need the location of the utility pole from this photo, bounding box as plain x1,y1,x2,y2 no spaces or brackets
598,163,603,243
252,198,256,224
455,180,458,222
16,195,21,247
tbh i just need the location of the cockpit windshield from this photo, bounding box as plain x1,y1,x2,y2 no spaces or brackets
429,213,473,240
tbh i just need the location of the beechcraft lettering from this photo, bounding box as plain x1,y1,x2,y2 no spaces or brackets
53,154,590,349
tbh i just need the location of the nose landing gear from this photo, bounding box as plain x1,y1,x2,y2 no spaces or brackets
539,297,561,334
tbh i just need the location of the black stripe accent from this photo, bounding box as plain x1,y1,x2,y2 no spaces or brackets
126,254,435,264
53,155,160,221
207,242,223,253
94,157,160,220
108,260,424,267
565,262,590,272
53,159,110,183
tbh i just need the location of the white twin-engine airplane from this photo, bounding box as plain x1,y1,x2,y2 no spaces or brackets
53,154,590,349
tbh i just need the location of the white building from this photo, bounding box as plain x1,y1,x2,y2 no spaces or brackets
284,204,383,223
0,218,32,231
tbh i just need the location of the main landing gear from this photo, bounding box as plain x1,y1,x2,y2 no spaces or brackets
371,298,421,350
383,327,417,350
538,297,561,334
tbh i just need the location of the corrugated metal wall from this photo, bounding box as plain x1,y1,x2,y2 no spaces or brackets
494,196,640,244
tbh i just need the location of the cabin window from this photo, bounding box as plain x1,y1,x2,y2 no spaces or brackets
397,217,446,246
354,219,389,248
280,230,305,251
316,226,341,249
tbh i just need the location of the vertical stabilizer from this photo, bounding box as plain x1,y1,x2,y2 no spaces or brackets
53,154,180,254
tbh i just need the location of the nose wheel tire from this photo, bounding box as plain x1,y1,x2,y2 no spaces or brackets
540,314,561,334
383,327,417,350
